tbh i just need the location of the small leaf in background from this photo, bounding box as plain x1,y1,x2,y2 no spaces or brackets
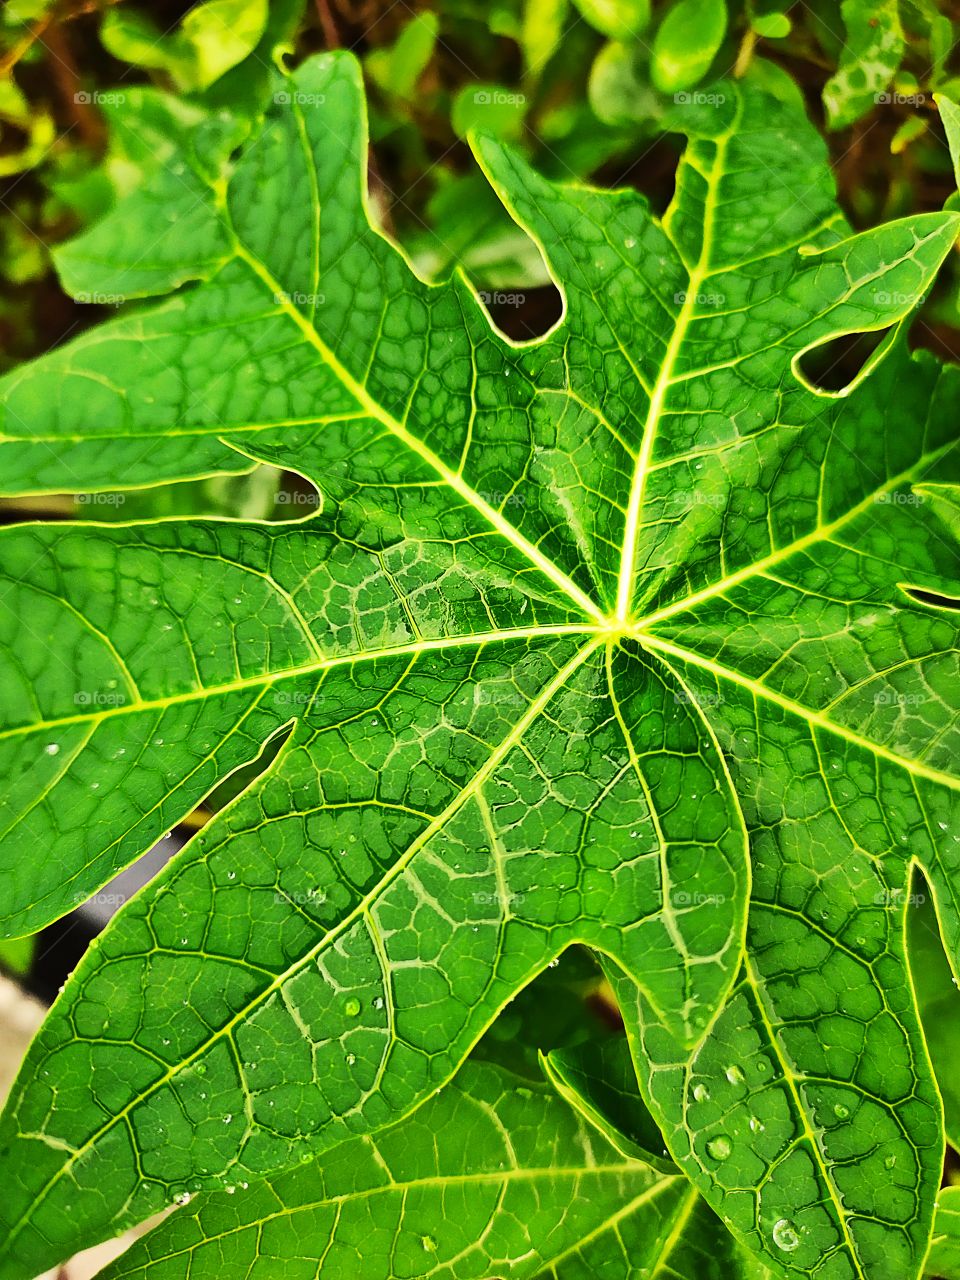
366,11,438,100
930,14,954,87
907,888,960,1150
0,935,34,978
570,0,651,42
751,11,790,39
823,0,905,130
452,81,528,139
541,1036,678,1171
891,114,928,154
937,93,960,189
0,77,55,178
179,0,269,89
651,0,727,94
521,0,570,77
101,0,269,93
928,1188,960,1279
588,40,660,125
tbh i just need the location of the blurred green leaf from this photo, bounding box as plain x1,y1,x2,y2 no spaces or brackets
908,890,960,1150
452,81,528,138
366,12,438,99
101,0,269,93
571,0,650,41
751,11,790,38
938,93,960,189
521,0,570,76
823,0,904,129
0,934,34,978
588,39,660,125
651,0,727,93
927,1188,960,1278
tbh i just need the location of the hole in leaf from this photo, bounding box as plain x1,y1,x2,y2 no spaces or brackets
795,326,893,395
477,283,563,341
902,585,960,612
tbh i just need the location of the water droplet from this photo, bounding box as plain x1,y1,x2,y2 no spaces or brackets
706,1135,731,1160
346,1053,356,1066
772,1219,800,1252
748,1116,764,1133
45,743,60,756
227,871,236,880
345,998,361,1017
196,1064,207,1076
173,1191,191,1206
692,1084,710,1102
725,1065,744,1085
624,237,636,249
373,997,384,1010
885,1154,897,1169
834,1103,850,1120
222,1113,233,1125
224,1184,236,1194
421,1236,437,1253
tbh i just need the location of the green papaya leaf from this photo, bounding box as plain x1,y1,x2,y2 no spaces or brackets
928,1187,960,1278
651,0,727,94
823,0,905,130
538,1033,778,1277
96,1055,691,1280
0,50,959,1280
541,1034,678,1170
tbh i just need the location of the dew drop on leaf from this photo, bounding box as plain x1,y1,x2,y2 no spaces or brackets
692,1083,709,1102
44,743,59,756
772,1219,800,1252
725,1065,744,1085
706,1135,732,1160
421,1236,437,1253
834,1102,850,1119
345,998,361,1016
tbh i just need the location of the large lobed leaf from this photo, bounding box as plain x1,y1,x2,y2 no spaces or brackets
0,51,958,1280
